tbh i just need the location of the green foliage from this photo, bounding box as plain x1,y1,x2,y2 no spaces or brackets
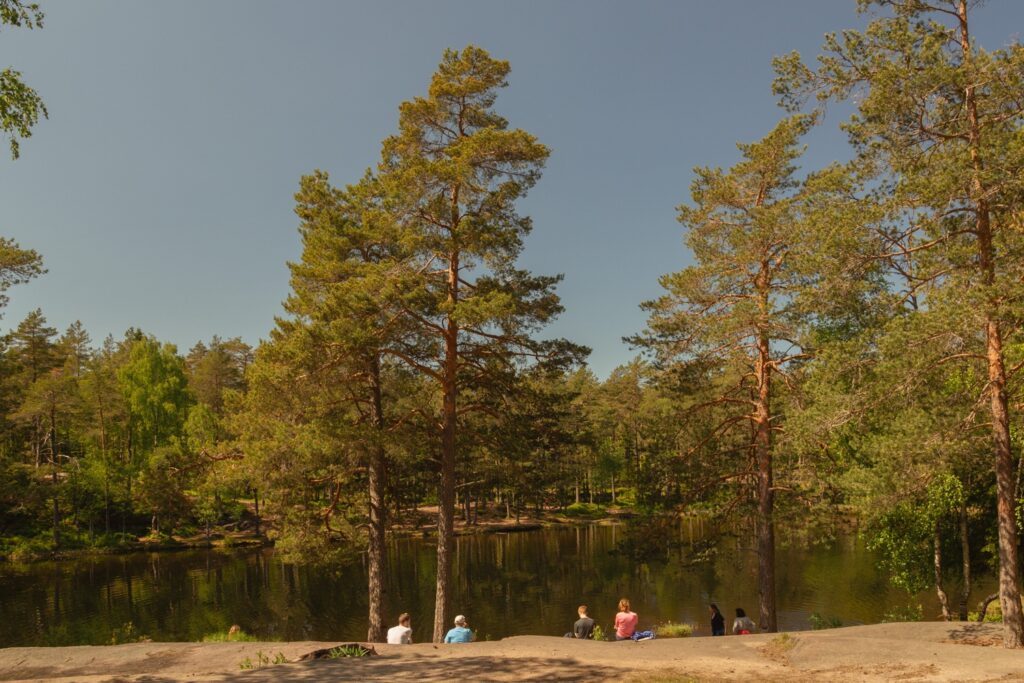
2,534,51,561
0,238,44,311
881,604,923,623
236,651,288,670
327,644,372,658
591,624,605,641
967,606,1003,624
865,504,932,594
0,0,48,158
202,629,259,642
808,612,842,630
775,0,1024,637
654,622,693,638
118,338,191,452
563,502,606,518
108,622,147,645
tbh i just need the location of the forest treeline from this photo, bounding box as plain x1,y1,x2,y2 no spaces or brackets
3,0,1024,648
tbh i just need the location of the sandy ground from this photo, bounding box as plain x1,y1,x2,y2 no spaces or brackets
1,622,1022,682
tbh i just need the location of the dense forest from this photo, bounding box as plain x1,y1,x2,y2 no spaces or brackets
4,0,1024,648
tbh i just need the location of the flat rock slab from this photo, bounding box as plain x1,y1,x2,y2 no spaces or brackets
1,623,1022,682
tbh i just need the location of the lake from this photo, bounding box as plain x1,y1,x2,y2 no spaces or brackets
0,523,983,646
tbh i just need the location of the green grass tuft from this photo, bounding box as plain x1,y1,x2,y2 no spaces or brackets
202,629,260,642
654,621,693,638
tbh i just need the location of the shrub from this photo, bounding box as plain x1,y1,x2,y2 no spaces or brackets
966,599,1024,623
202,629,259,642
109,621,148,645
6,535,52,561
238,651,275,670
808,612,842,630
328,645,373,658
654,622,693,638
563,503,606,518
592,624,605,641
881,604,923,623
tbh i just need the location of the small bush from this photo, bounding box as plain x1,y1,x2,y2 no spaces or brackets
563,503,606,518
202,629,259,642
6,535,52,561
109,621,148,645
592,624,605,641
654,622,693,638
763,633,797,660
328,645,372,658
966,599,1023,623
238,651,273,670
89,532,137,549
808,612,842,630
881,604,923,623
236,651,280,671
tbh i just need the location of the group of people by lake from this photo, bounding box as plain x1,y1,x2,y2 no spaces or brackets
385,600,758,644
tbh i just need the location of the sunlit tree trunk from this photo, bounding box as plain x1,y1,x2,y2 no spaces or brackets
367,354,387,643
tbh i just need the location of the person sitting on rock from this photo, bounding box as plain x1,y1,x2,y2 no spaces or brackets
614,598,638,641
572,605,595,639
443,614,474,643
387,612,413,644
733,607,756,635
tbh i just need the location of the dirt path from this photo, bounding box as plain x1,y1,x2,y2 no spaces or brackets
0,622,1021,682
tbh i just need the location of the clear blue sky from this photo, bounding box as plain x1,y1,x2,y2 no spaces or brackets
2,1,1022,378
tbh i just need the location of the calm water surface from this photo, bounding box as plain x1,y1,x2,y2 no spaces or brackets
0,524,987,646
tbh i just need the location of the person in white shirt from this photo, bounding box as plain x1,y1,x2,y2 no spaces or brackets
386,613,413,644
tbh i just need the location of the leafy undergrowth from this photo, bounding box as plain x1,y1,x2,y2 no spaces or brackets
562,503,608,518
238,650,288,670
202,628,260,642
327,644,374,658
808,612,843,630
654,622,693,638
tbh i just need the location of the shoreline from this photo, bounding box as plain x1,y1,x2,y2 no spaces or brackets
0,509,647,564
0,622,1020,682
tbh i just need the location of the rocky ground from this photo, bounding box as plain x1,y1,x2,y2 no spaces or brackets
1,622,1022,682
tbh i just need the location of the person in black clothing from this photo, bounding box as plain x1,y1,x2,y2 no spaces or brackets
573,604,595,639
709,603,725,636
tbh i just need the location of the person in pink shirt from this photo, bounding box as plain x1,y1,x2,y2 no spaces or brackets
613,598,638,640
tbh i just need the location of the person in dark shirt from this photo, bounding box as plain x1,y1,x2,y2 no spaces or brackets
573,604,595,639
709,603,725,636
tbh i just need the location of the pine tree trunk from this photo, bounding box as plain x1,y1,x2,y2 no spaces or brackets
754,329,776,633
367,354,387,643
433,256,459,644
959,501,971,621
253,488,260,537
99,405,110,535
935,522,951,620
957,0,1024,648
986,317,1023,645
754,256,777,633
49,406,60,550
